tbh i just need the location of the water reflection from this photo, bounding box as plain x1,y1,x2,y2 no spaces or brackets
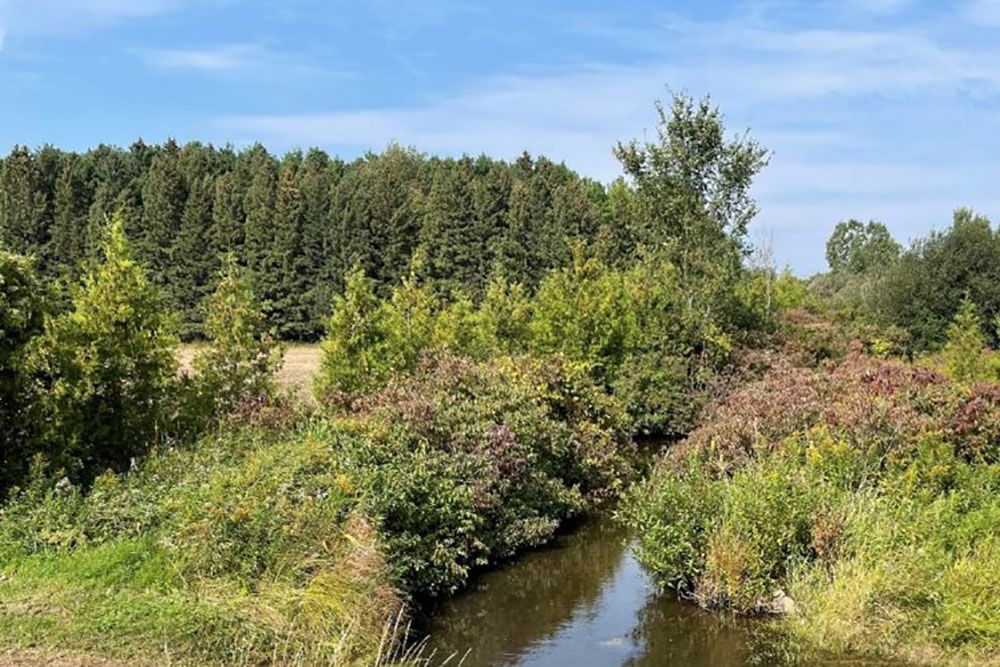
419,519,754,666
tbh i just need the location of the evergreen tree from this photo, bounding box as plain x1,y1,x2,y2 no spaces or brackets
50,156,93,281
139,139,187,309
418,158,483,295
315,267,388,399
191,254,281,421
495,179,546,286
297,149,339,337
596,178,639,267
942,298,987,383
210,171,245,260
0,251,46,491
0,147,48,263
241,145,277,292
172,174,215,337
266,162,312,339
26,217,178,479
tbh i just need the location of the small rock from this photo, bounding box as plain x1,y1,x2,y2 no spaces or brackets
770,589,797,615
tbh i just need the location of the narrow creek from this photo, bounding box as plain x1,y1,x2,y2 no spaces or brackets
416,518,758,666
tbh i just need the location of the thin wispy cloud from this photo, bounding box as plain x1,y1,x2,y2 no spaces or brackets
140,42,352,82
0,0,180,42
145,44,257,71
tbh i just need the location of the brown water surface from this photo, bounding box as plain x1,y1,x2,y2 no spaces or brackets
419,519,759,666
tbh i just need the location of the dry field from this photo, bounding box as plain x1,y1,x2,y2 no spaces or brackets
177,344,322,397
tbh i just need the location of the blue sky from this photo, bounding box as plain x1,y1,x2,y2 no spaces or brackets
2,0,1000,273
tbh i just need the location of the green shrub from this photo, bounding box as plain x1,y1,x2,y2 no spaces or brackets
626,349,1000,663
24,218,178,481
315,267,390,400
941,297,989,383
346,354,636,595
0,424,406,665
188,255,282,427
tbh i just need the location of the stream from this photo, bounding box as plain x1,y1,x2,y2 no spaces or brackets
417,519,760,666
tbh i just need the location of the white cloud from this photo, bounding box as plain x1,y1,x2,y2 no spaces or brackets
0,0,179,44
843,0,912,15
143,44,266,71
140,42,351,82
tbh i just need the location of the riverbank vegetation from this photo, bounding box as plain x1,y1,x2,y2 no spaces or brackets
1,91,1000,665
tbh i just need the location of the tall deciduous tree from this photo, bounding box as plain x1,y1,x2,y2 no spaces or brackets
614,94,768,316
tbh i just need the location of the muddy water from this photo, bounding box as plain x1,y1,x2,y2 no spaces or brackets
418,519,759,666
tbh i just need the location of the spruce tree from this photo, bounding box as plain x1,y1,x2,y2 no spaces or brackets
210,171,245,260
0,251,46,490
50,157,92,281
943,298,987,383
417,158,481,295
172,174,215,337
297,149,340,337
268,162,311,339
139,139,187,310
0,147,48,263
496,179,546,287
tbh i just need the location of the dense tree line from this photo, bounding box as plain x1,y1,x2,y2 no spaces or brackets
0,141,643,340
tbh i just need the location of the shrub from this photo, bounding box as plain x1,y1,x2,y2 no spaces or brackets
344,354,636,595
315,267,390,400
0,425,406,665
188,255,282,426
24,218,178,481
941,297,989,383
626,348,1000,663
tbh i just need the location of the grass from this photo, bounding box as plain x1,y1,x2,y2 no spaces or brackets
0,424,405,666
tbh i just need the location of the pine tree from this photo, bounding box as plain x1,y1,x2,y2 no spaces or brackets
336,145,423,292
472,160,512,289
315,267,388,399
241,145,277,295
0,147,48,262
495,179,546,287
172,174,215,338
50,156,93,280
0,251,46,491
267,162,311,339
297,149,340,337
210,171,245,260
596,178,639,267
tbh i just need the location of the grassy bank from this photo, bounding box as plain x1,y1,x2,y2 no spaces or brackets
623,348,1000,665
0,354,636,665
